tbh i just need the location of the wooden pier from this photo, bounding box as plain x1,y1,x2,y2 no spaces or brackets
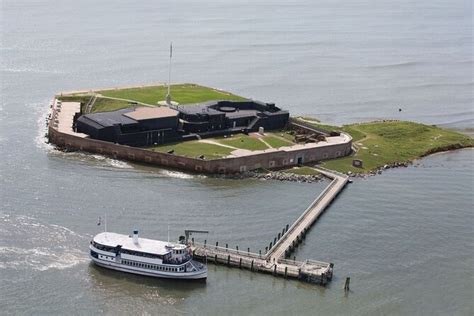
191,167,349,285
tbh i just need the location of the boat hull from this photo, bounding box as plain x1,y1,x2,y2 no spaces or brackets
90,256,207,280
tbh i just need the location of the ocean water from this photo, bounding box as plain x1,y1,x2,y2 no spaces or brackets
0,0,472,315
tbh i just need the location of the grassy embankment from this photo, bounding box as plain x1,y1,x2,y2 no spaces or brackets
283,166,322,176
58,84,246,113
150,132,295,160
294,117,473,173
150,141,234,160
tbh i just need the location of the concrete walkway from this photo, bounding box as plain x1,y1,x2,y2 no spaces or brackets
266,167,349,261
198,139,238,150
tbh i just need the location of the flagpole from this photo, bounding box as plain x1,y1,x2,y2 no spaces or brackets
166,42,172,104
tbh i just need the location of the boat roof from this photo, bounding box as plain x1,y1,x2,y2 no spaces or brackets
93,232,184,255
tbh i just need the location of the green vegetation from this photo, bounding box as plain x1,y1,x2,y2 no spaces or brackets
262,135,293,148
90,98,131,113
57,95,131,113
282,166,321,176
97,84,246,105
59,83,246,113
217,135,269,151
294,116,341,134
150,141,233,160
295,119,474,173
148,132,298,160
56,95,92,112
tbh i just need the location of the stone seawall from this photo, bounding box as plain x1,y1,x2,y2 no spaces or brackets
48,101,352,174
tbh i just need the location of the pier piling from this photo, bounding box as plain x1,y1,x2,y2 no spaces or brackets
190,167,348,285
344,277,350,292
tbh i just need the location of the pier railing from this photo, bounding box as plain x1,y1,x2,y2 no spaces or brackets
192,242,263,260
267,177,339,259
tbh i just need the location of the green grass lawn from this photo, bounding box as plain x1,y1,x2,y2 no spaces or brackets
262,135,294,148
91,98,131,113
57,95,131,113
148,133,297,159
313,120,474,173
282,166,321,176
97,84,246,105
150,141,233,160
294,116,341,134
217,135,269,151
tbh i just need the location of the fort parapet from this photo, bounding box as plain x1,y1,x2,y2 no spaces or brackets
48,99,352,174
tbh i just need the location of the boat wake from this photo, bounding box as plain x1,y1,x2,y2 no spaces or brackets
0,214,89,272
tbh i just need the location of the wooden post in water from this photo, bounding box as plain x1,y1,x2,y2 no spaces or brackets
226,243,228,251
269,242,272,249
204,239,207,247
273,264,277,275
278,232,281,240
259,250,262,257
227,255,230,266
282,228,285,236
274,237,277,244
192,237,194,245
286,224,289,232
236,245,239,253
251,260,254,271
215,254,217,263
247,247,250,254
239,258,242,269
284,266,288,278
215,241,218,248
265,246,268,253
344,277,350,292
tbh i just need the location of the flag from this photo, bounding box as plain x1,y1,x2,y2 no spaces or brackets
170,42,173,58
97,216,101,226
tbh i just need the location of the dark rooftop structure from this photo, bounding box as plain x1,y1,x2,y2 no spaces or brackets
76,100,289,146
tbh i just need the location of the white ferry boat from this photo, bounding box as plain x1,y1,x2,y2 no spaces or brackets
89,230,207,280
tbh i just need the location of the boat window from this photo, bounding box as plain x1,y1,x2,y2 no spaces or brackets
120,248,163,260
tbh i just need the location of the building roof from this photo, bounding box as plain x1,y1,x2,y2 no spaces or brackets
123,107,178,121
93,232,184,255
78,109,136,128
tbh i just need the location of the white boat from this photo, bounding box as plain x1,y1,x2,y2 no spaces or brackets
89,230,207,280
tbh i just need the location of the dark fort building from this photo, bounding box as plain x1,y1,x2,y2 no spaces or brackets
76,100,289,146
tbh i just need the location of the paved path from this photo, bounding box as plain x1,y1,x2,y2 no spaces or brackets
198,139,238,150
96,94,156,107
257,137,272,149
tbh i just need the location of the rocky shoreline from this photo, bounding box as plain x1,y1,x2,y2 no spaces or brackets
226,170,323,183
347,161,411,178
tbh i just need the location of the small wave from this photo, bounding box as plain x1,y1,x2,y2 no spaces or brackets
88,154,134,169
0,246,88,271
1,67,63,74
34,100,55,152
367,61,421,69
0,215,89,272
398,82,474,90
160,170,195,179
